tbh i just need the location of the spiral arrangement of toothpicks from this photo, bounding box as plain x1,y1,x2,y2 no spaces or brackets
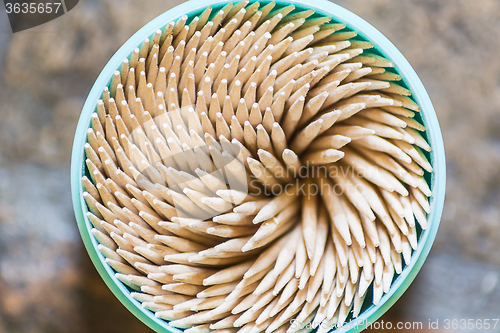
82,2,433,332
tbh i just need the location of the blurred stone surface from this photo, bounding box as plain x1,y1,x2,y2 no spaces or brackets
0,163,154,332
0,0,500,332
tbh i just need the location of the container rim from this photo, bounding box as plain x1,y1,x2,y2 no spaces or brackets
70,0,446,332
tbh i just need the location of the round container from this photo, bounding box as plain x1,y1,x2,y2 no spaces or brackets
71,0,446,332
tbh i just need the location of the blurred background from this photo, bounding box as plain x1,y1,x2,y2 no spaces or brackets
1,0,500,332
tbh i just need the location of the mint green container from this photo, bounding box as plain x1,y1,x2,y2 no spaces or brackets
71,0,446,332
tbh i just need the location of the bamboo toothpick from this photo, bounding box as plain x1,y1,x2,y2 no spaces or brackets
84,3,433,331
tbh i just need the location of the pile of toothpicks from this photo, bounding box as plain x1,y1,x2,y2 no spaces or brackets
82,1,432,332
